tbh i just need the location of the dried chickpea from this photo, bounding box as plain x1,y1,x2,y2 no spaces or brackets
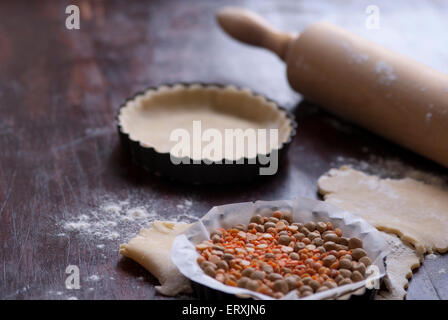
316,222,327,233
339,278,352,286
359,256,372,267
339,259,352,270
351,270,364,282
250,215,263,224
273,280,289,294
348,237,363,249
352,248,367,261
339,269,352,278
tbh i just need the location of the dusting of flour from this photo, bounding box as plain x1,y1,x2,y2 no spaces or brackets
59,197,197,243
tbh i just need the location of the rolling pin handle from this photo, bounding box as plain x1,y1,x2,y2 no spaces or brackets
216,7,294,61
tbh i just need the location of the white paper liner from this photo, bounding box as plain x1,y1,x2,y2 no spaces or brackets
171,197,389,300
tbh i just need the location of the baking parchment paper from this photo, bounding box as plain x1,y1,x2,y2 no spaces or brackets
172,197,389,300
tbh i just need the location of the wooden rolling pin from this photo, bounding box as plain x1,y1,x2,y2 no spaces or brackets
217,7,448,168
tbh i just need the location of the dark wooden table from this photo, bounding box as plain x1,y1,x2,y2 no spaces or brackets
1,0,447,300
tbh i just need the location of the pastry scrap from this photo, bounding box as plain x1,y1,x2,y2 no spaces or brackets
375,232,422,300
318,166,448,255
120,221,192,296
195,210,373,299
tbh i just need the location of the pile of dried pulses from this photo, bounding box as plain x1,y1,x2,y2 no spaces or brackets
195,210,372,298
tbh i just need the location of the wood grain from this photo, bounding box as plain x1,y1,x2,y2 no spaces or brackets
0,0,447,300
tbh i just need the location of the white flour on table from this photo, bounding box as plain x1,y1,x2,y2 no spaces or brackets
57,196,197,243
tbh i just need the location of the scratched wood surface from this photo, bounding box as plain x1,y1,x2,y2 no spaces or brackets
1,0,447,300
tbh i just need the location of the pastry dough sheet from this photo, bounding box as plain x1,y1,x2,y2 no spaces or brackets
318,166,448,255
376,232,422,300
120,221,192,296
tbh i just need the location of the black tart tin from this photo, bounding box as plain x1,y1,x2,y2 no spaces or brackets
117,83,297,184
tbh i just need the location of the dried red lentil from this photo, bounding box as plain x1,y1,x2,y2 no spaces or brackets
195,210,372,298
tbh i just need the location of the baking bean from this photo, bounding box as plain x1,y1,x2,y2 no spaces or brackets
282,267,292,274
307,232,320,240
323,233,339,243
209,255,221,264
281,211,293,224
237,276,250,288
305,244,316,251
334,228,342,237
336,244,348,251
278,235,291,245
278,230,289,236
322,230,335,238
313,238,324,246
273,292,284,299
264,222,276,230
334,275,344,284
317,246,326,253
262,265,274,274
273,211,283,219
316,221,327,233
323,241,338,251
309,279,320,291
359,256,372,267
316,286,328,293
254,224,264,232
285,276,299,290
289,252,300,260
204,266,216,277
299,227,310,235
273,280,289,294
242,267,255,277
294,242,306,252
293,232,305,241
212,245,224,251
200,261,217,270
300,290,313,298
351,270,364,282
292,222,304,229
299,285,313,293
210,230,222,238
323,255,337,267
339,278,352,286
251,270,266,280
246,279,260,291
302,237,311,245
215,273,225,283
265,253,276,260
339,259,352,270
348,237,363,249
268,273,283,281
338,237,349,246
352,248,367,261
216,260,229,271
276,221,287,231
341,254,352,261
302,277,312,285
268,217,279,223
222,253,235,262
339,269,352,278
304,221,316,232
352,262,366,276
323,280,337,289
250,215,264,225
235,224,247,231
211,234,222,243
